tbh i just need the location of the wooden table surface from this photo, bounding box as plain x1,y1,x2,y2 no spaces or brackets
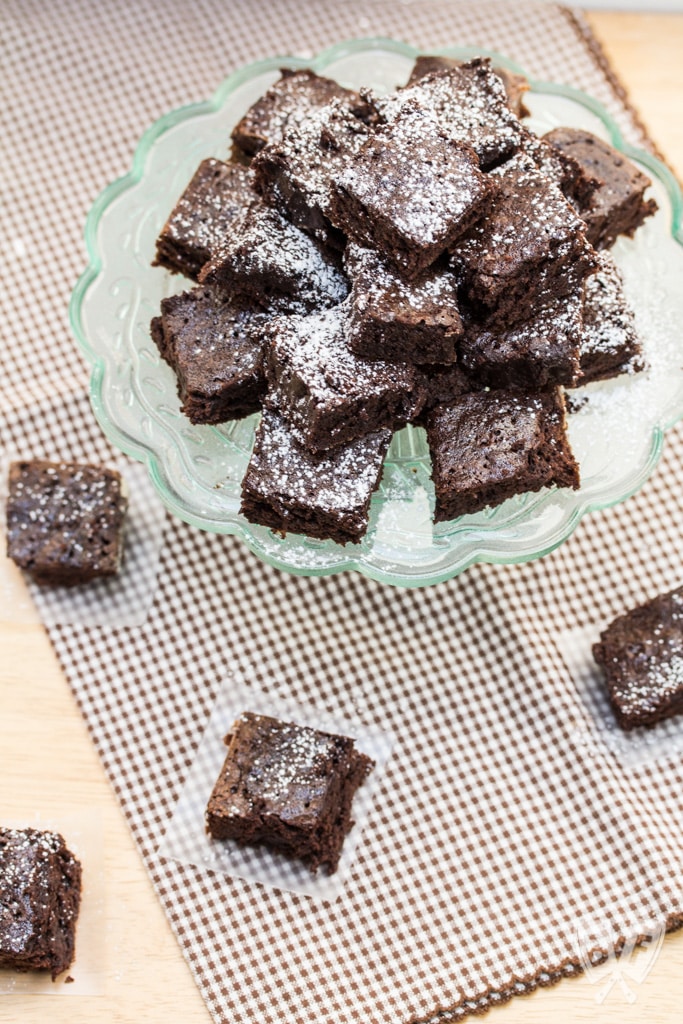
2,11,683,1024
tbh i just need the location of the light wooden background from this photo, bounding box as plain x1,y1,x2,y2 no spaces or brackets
2,12,683,1024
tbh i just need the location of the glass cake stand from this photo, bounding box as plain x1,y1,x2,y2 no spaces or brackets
70,38,683,587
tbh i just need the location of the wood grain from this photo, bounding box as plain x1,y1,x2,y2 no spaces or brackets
2,11,683,1024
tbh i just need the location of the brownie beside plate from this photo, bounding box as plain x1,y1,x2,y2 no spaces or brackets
593,586,683,730
206,712,374,873
0,828,82,979
6,460,128,585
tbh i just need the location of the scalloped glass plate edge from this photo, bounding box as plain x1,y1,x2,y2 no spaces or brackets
70,37,683,588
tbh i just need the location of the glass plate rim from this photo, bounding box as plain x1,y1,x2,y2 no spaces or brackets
70,36,683,587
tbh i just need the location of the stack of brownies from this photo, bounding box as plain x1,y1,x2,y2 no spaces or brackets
151,57,656,544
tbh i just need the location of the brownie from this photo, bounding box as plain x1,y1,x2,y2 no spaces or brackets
593,586,683,730
416,363,473,424
0,828,82,979
252,97,371,246
344,244,462,364
451,153,597,323
241,410,391,543
544,128,658,249
198,199,348,312
231,69,366,156
407,54,530,118
575,251,643,385
458,284,584,389
371,58,525,169
206,712,374,872
153,159,254,280
150,287,267,423
331,107,494,279
6,460,128,585
427,387,579,520
265,303,425,451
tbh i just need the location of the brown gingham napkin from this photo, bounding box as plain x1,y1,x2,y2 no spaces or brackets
3,2,683,1021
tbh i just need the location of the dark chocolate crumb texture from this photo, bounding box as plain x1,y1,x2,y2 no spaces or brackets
6,460,128,585
149,52,653,543
0,828,82,979
206,712,374,873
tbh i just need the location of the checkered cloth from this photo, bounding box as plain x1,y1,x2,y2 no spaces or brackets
3,2,683,1021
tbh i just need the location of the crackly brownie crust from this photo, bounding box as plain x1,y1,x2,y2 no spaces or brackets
153,159,254,280
6,460,128,585
451,153,597,322
575,250,643,385
593,586,683,730
332,107,494,279
252,98,372,246
241,410,390,543
265,303,425,451
427,387,579,520
344,244,462,364
520,129,602,212
199,199,348,313
151,287,268,423
0,828,82,979
231,69,366,157
459,285,584,389
206,712,374,872
544,127,657,249
406,54,530,119
372,58,524,169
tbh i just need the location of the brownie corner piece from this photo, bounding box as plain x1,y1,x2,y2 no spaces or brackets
0,827,82,979
153,159,254,280
593,586,683,730
427,387,579,521
205,712,374,872
6,459,128,585
332,108,494,278
240,409,391,544
151,286,267,423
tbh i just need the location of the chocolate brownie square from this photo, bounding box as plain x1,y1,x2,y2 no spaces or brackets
576,251,643,385
6,460,128,585
153,159,254,280
150,287,267,423
332,108,494,279
198,199,348,313
451,153,597,322
427,387,579,520
265,303,425,451
407,54,530,119
231,69,366,156
241,410,390,543
372,58,524,169
206,712,374,872
593,586,683,730
415,363,473,424
0,828,82,979
520,129,601,212
344,244,462,364
252,97,372,246
544,128,657,249
458,285,584,389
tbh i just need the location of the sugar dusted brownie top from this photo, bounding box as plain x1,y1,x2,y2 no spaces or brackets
6,459,128,585
0,827,82,979
372,57,525,169
153,159,254,280
577,250,643,385
232,68,366,156
241,409,391,544
206,711,374,871
406,54,530,119
593,587,683,730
